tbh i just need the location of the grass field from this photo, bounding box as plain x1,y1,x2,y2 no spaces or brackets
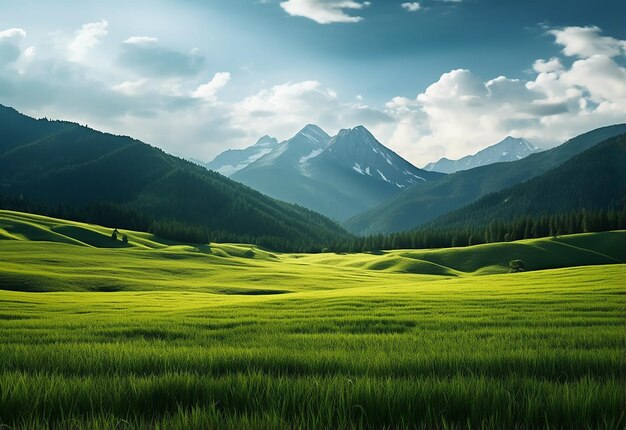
0,210,625,429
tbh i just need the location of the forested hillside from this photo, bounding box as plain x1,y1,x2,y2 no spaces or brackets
344,124,626,235
0,105,350,251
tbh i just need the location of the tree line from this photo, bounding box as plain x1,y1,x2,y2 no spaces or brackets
324,208,626,253
2,193,624,253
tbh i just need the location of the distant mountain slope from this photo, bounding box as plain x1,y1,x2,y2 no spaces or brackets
0,105,350,250
231,125,443,221
424,136,542,174
206,135,279,176
427,133,626,230
344,124,626,235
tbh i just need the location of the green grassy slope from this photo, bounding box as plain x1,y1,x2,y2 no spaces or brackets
0,210,624,428
0,210,624,292
0,266,624,429
345,124,626,235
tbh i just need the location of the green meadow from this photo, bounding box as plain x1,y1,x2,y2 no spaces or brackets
0,210,624,429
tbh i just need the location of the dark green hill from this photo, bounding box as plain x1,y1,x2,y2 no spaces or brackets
427,134,626,230
344,124,626,235
0,105,350,251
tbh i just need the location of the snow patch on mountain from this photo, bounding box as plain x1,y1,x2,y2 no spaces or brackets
404,170,426,182
206,136,279,176
300,149,323,164
377,169,389,183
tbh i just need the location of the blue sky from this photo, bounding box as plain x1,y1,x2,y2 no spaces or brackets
1,0,625,165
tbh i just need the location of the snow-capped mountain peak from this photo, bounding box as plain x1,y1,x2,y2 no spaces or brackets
205,134,280,176
225,123,445,221
314,125,443,188
294,124,331,146
253,135,279,147
424,136,542,174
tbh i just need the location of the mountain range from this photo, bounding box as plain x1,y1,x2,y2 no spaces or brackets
209,125,444,221
344,124,626,235
426,133,626,231
423,136,542,174
1,103,624,251
0,105,349,251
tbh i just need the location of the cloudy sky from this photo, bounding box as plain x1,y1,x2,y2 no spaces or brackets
1,0,625,166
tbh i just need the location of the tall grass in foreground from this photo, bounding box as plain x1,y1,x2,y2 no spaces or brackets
0,260,624,428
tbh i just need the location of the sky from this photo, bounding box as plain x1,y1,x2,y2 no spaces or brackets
0,0,625,166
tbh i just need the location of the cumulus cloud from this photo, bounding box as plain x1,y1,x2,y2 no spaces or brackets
0,22,236,161
231,80,391,140
118,36,204,77
401,2,421,12
532,57,563,73
1,21,625,168
549,25,626,58
192,72,231,102
0,28,26,66
0,28,26,39
68,20,108,61
123,36,158,44
376,26,626,165
280,0,371,24
111,79,148,95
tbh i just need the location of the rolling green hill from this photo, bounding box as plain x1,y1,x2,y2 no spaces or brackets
344,124,626,235
0,209,624,429
0,210,623,293
0,105,350,251
426,134,626,231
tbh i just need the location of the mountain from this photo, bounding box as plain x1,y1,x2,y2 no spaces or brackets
0,105,350,251
424,136,542,174
426,133,626,230
230,125,444,221
205,135,279,176
344,124,626,235
314,126,435,189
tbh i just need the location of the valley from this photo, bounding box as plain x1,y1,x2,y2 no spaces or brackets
2,3,625,429
0,210,624,429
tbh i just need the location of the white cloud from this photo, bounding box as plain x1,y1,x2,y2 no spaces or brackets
560,55,626,102
0,28,27,40
111,79,148,95
123,36,159,45
23,46,36,59
2,22,624,168
0,27,27,66
68,20,108,61
280,0,371,24
232,80,391,141
376,26,626,165
549,25,626,58
401,2,421,12
532,57,563,73
192,72,231,102
0,29,26,69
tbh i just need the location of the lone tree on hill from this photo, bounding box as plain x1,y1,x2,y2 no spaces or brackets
509,259,525,272
111,229,119,241
122,234,128,244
